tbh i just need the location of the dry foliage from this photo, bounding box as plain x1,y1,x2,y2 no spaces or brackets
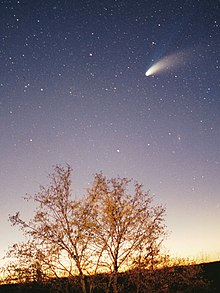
3,165,209,293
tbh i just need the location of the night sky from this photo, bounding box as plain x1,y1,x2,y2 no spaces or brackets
1,0,220,262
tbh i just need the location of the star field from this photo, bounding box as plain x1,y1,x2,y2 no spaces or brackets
0,0,220,261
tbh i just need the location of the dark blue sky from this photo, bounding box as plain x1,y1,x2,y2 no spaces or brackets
0,0,220,261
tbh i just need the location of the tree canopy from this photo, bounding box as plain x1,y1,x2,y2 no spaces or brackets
2,165,208,293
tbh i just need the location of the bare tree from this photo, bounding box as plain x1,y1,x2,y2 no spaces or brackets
86,173,167,293
2,240,47,285
8,165,93,293
5,165,207,293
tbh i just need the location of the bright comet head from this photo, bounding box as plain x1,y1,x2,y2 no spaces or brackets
145,59,168,77
145,50,188,77
145,69,152,76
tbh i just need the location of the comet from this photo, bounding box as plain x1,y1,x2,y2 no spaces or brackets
145,50,188,77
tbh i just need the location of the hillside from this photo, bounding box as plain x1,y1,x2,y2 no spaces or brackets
0,261,219,292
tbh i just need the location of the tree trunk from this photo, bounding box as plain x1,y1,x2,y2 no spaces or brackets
136,269,140,293
113,271,118,293
80,273,87,293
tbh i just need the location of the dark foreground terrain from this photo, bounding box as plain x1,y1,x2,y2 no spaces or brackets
202,261,220,292
0,261,220,292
